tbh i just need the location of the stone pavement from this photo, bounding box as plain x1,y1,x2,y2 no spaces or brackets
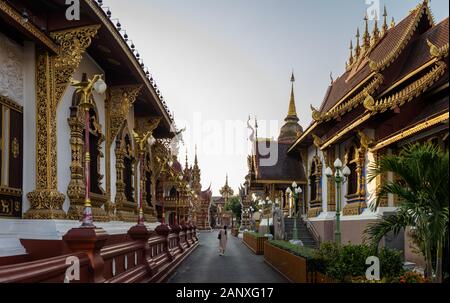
168,230,288,283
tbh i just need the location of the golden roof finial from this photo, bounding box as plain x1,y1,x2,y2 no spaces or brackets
363,13,371,50
390,17,395,29
355,27,361,57
382,5,388,36
372,12,380,45
287,71,298,117
349,40,354,65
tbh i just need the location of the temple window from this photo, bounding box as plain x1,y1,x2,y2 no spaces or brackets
144,153,152,207
123,134,135,202
347,147,358,196
309,161,317,201
0,97,23,218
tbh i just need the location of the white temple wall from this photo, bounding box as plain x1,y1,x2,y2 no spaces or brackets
56,54,105,212
22,42,36,213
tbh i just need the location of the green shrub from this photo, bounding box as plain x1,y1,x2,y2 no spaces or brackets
325,244,373,282
268,240,315,259
378,248,404,279
311,242,340,274
312,242,404,282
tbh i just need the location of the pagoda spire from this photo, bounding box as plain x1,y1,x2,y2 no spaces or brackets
355,27,361,57
382,5,388,36
372,12,380,45
194,144,198,166
348,40,354,65
287,71,298,119
363,13,371,50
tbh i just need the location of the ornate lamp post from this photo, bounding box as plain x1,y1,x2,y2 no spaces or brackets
325,158,351,244
71,74,107,227
286,182,302,242
258,197,273,238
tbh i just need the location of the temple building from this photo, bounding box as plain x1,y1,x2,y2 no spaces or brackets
0,0,201,262
242,1,449,264
211,175,234,228
242,72,307,231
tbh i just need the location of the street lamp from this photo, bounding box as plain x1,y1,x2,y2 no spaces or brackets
286,182,302,242
71,74,107,227
258,197,273,238
325,158,351,244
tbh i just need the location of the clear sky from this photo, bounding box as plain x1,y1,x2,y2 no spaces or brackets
105,0,449,195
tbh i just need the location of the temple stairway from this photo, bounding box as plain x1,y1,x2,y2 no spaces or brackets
283,218,318,248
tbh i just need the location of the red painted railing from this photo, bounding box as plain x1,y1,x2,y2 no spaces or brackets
0,224,199,283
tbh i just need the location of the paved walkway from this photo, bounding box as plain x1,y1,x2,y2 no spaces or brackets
168,230,288,283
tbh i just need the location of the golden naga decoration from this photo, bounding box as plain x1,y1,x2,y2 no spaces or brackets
363,91,375,111
311,133,322,149
310,104,321,121
426,39,449,59
25,25,100,220
357,130,373,149
368,59,378,72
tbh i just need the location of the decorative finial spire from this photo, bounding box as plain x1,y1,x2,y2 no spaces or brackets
287,71,298,118
382,5,388,35
348,40,354,65
363,13,371,50
225,174,229,186
372,12,380,45
390,17,395,29
329,71,334,84
355,27,361,57
194,144,198,165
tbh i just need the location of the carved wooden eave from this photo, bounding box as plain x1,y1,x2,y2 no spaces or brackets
108,85,143,145
0,0,59,53
368,60,447,114
312,73,384,123
82,0,173,129
370,112,449,152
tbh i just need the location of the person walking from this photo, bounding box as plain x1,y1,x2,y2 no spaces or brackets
218,225,228,256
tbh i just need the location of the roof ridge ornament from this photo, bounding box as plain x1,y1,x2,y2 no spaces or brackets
310,104,321,121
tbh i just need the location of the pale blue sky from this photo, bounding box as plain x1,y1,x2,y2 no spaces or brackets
106,0,449,195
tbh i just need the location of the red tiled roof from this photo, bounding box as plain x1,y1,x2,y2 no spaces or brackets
318,3,431,114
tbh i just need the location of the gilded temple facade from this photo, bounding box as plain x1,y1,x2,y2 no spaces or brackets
0,0,200,258
242,1,449,265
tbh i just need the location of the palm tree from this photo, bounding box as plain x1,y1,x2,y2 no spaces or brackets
365,142,449,283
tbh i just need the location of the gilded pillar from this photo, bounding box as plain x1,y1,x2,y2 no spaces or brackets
25,25,100,219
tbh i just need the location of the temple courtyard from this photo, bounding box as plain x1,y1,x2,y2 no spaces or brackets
168,231,287,283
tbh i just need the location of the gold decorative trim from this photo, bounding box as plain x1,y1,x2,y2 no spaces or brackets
0,96,23,113
83,0,172,125
108,85,142,145
370,112,449,152
26,25,100,220
0,0,59,53
314,73,384,122
371,61,447,113
320,114,371,150
0,186,22,197
11,137,19,159
307,207,322,218
342,202,367,216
